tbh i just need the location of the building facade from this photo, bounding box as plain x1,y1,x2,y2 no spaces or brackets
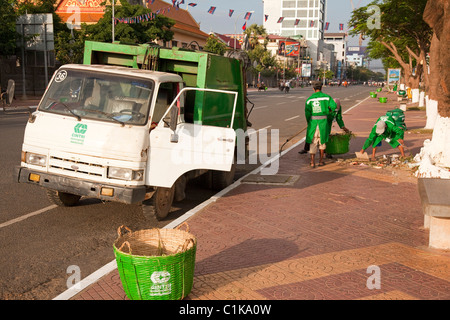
54,0,209,49
263,0,327,76
323,32,348,79
346,46,368,68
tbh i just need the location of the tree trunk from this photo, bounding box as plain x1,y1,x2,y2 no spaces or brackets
381,40,422,89
423,0,450,117
415,0,450,177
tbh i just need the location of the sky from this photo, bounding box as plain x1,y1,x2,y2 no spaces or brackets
176,0,382,71
179,0,372,43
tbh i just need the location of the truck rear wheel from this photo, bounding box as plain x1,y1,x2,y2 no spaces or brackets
211,161,236,191
141,186,175,221
46,190,81,207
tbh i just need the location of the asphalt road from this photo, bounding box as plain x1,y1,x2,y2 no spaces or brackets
0,85,373,300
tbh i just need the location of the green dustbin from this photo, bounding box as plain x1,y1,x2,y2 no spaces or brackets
398,90,406,96
326,133,351,155
113,224,197,300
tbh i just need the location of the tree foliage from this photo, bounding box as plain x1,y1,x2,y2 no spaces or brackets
349,0,432,88
0,0,19,56
203,35,227,56
84,1,174,44
9,0,175,64
242,24,276,75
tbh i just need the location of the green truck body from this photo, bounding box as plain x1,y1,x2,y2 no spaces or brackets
16,40,249,222
83,41,248,132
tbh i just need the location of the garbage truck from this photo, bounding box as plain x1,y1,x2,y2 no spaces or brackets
15,41,250,221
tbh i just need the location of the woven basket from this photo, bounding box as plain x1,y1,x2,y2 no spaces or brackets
113,223,197,300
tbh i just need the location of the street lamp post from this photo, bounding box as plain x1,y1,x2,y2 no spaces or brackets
112,0,115,43
234,11,254,50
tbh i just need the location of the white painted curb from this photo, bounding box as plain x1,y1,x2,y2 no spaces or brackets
53,96,368,300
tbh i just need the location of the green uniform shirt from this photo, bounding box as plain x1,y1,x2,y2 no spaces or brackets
305,91,337,144
362,115,405,150
327,102,345,137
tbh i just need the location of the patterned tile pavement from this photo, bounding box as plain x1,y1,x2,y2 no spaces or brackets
70,90,450,301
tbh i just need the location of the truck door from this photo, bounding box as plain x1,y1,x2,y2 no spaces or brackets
147,88,238,188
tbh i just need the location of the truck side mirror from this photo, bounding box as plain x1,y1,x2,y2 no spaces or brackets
169,106,178,143
169,105,178,131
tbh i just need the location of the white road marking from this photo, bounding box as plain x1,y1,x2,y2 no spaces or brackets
0,205,57,229
285,115,300,121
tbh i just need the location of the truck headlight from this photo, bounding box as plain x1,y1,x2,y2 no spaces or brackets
24,152,47,167
107,167,144,181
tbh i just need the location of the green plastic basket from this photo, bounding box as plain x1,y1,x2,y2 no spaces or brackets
377,88,382,92
379,97,387,103
370,92,377,98
326,133,351,154
113,224,197,300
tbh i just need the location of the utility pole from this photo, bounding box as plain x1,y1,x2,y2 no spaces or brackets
234,11,254,50
112,0,115,43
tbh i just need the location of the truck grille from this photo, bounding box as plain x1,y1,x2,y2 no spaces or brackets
49,156,104,178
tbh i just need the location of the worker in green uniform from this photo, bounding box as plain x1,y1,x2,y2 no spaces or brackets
305,81,337,167
359,115,405,161
328,98,350,136
325,98,350,158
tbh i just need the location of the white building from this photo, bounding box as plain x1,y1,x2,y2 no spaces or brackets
323,32,348,79
346,46,368,68
263,0,327,75
323,33,347,64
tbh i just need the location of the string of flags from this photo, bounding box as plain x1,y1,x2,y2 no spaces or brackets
114,0,346,31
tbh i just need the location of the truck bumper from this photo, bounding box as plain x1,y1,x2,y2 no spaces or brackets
15,166,147,204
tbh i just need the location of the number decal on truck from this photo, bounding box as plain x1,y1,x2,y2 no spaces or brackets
55,70,68,83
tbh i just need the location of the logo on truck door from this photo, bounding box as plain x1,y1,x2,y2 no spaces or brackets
71,123,87,144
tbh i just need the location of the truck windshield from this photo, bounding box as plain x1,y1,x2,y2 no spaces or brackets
39,69,154,125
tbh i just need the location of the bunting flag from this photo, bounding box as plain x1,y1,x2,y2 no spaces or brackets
277,17,284,23
179,0,184,4
208,6,216,14
325,22,330,30
114,13,156,25
265,15,268,22
244,12,252,20
294,19,300,26
172,0,176,6
310,20,315,27
339,23,344,31
242,22,247,31
188,3,197,7
229,9,234,17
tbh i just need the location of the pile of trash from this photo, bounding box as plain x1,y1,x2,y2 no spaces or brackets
335,154,417,172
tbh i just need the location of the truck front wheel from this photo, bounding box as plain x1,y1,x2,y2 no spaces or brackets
141,186,175,221
46,190,81,207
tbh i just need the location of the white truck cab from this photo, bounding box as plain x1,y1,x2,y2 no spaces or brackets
16,64,237,220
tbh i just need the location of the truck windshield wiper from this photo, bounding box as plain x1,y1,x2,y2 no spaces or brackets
47,98,82,121
82,108,125,126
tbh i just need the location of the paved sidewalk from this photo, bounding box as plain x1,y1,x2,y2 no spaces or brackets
68,89,450,301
